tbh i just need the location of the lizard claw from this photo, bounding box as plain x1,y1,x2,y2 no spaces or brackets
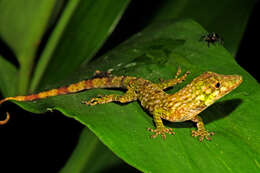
147,127,175,140
192,129,214,141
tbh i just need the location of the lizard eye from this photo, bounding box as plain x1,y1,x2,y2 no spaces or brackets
215,82,220,88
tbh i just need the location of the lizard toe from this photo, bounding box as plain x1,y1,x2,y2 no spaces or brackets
192,129,214,141
148,127,175,139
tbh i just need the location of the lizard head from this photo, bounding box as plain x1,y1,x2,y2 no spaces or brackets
190,71,243,106
166,71,242,122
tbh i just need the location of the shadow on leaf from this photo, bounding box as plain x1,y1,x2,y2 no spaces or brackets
203,98,242,124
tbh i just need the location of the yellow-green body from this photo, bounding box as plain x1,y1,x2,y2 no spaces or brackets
0,68,242,141
85,68,242,141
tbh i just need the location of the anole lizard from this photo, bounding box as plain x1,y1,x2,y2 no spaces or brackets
0,68,242,141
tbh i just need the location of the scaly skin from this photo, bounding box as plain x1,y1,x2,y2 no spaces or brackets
0,68,242,141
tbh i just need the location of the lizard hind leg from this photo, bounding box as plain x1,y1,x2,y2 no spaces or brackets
83,89,137,106
191,115,214,141
147,111,175,139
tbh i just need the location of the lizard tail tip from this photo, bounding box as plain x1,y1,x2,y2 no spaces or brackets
0,112,10,125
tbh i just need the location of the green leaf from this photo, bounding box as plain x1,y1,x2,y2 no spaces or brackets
5,19,260,172
0,0,57,94
31,0,130,91
0,56,18,97
60,128,131,173
151,0,255,55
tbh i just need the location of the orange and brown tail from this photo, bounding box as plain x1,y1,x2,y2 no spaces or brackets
0,76,135,125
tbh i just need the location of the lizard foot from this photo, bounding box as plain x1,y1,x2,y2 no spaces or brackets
83,94,113,106
147,127,175,140
83,97,103,106
192,129,214,141
82,96,106,106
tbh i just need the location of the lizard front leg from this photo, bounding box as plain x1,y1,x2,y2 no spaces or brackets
157,67,190,90
147,110,175,139
83,89,137,106
191,115,214,141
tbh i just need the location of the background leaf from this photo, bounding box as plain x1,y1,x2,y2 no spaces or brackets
9,19,260,172
0,56,18,97
0,0,57,94
60,128,137,173
31,0,130,91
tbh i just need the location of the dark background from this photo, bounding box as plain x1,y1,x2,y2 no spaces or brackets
0,1,259,172
236,1,260,82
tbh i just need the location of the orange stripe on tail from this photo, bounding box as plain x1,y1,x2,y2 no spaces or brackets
0,76,127,125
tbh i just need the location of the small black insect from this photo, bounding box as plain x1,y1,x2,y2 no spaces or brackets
200,32,224,47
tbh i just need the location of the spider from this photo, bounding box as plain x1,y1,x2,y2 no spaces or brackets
200,32,224,47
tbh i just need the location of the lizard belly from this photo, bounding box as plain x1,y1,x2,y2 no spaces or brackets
137,86,167,114
160,101,199,122
161,109,195,122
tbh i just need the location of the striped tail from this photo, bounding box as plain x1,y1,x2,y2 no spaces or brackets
0,76,136,125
